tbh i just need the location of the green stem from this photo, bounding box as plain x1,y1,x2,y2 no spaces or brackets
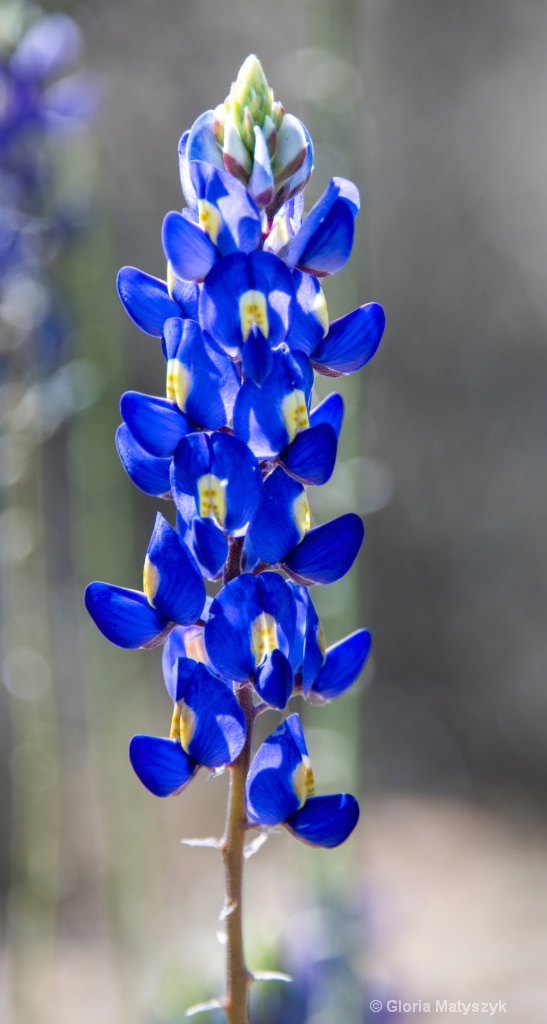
221,685,255,1024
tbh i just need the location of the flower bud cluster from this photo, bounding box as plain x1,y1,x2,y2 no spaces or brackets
86,56,385,848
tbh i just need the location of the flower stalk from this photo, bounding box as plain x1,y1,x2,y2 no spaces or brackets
221,685,255,1024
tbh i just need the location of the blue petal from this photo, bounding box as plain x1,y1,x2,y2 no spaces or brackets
255,573,297,655
85,583,169,650
117,267,180,337
162,211,217,283
309,629,371,703
171,431,263,535
247,467,307,564
309,393,344,438
162,626,191,700
249,126,274,208
116,424,171,497
204,572,296,682
178,131,197,209
163,318,239,430
186,110,224,169
199,251,294,357
145,513,206,625
241,531,260,574
189,160,262,255
233,350,313,459
288,585,325,694
210,432,263,532
282,514,364,586
312,303,385,376
281,422,338,486
162,624,209,700
169,278,200,320
205,573,263,682
191,516,228,580
170,430,210,504
254,649,293,710
245,714,309,825
174,660,246,768
294,200,354,277
120,391,192,458
129,735,197,797
286,271,329,356
285,177,359,275
286,794,359,848
241,325,273,385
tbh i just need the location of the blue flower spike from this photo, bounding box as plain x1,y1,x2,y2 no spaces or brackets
245,714,359,847
86,50,387,1013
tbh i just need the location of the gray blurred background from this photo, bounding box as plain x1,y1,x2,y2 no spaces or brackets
1,0,547,1021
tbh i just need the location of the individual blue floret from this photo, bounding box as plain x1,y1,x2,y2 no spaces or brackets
245,714,359,847
85,514,206,648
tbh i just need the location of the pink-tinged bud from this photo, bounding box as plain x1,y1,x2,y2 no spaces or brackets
273,113,307,184
223,114,253,183
262,114,277,158
249,126,274,208
271,100,285,129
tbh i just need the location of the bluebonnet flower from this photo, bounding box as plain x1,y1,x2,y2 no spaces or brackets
86,53,386,1020
85,513,206,648
246,714,359,848
130,657,247,797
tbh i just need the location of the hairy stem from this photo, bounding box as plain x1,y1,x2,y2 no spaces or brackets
221,686,255,1024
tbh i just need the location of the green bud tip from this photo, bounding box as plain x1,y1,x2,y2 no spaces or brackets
224,54,276,155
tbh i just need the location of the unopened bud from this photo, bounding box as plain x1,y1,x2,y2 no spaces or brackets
224,54,274,156
273,113,307,185
223,113,253,183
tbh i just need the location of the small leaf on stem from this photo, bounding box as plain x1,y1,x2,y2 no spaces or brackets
186,998,225,1017
181,837,221,849
219,898,238,920
252,970,293,983
243,831,268,859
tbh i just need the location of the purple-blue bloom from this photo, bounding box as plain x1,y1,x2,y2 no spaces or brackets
246,714,359,847
85,55,386,1015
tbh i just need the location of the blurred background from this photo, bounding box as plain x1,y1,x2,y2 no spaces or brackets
1,0,547,1021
